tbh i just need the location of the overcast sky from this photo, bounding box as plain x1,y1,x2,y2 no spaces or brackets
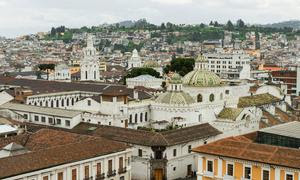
0,0,300,37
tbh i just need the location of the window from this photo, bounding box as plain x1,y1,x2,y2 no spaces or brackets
87,100,91,106
140,113,143,122
286,174,293,180
48,117,53,124
188,145,192,153
129,114,132,123
128,157,130,166
71,169,77,180
61,99,64,107
56,119,61,125
41,116,46,123
207,160,213,172
135,114,138,123
43,176,49,180
227,164,234,176
173,149,177,157
173,167,176,171
209,94,215,102
119,157,123,170
138,149,143,157
262,170,270,180
198,114,202,122
197,94,203,102
244,166,251,179
145,112,148,121
225,90,230,95
97,163,101,175
120,176,125,180
34,115,39,121
65,120,70,127
108,160,113,173
57,172,63,180
84,165,89,178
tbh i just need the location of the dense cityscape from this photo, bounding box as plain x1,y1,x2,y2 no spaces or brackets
0,3,300,180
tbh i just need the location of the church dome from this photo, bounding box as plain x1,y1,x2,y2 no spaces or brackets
143,60,160,68
183,70,221,87
155,91,195,105
169,73,182,84
196,54,207,62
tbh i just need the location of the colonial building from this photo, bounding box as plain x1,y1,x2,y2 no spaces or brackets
0,128,132,180
127,49,142,69
80,34,100,81
54,63,71,82
70,122,221,180
126,75,163,89
192,121,300,180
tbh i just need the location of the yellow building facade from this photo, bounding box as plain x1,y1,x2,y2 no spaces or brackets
196,154,299,180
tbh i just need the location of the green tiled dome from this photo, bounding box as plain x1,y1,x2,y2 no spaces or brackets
155,91,195,105
170,73,182,84
183,70,221,87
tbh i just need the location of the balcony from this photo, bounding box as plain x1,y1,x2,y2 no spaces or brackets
95,173,105,180
107,170,116,177
83,176,93,180
118,167,127,174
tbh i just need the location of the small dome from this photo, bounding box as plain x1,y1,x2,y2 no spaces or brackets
155,91,195,105
183,70,221,87
196,54,207,62
170,73,182,84
143,60,160,68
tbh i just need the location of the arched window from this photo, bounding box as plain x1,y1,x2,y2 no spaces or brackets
51,100,54,107
56,99,59,107
66,99,69,106
135,114,138,123
45,101,48,107
129,115,132,123
140,113,143,122
39,101,42,106
220,93,223,100
145,112,148,121
209,94,215,102
71,98,74,105
61,99,64,107
197,94,203,102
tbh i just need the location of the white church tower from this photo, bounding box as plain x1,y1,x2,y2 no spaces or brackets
127,49,142,70
80,34,100,81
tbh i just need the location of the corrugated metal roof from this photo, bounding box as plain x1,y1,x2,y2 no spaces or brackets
0,125,17,135
260,121,300,139
0,103,82,118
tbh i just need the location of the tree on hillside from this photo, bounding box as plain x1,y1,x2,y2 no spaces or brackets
237,19,245,29
50,27,56,36
38,64,55,80
163,58,195,76
225,20,234,31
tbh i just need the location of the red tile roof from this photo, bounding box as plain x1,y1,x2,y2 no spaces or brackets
0,129,130,178
192,133,300,169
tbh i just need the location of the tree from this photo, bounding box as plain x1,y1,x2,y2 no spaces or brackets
38,64,55,80
214,21,219,27
50,27,56,36
237,19,245,29
125,67,160,79
163,58,195,76
209,21,214,26
225,20,234,31
161,23,166,30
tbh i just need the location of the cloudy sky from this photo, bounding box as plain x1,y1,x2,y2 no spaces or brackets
0,0,300,37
